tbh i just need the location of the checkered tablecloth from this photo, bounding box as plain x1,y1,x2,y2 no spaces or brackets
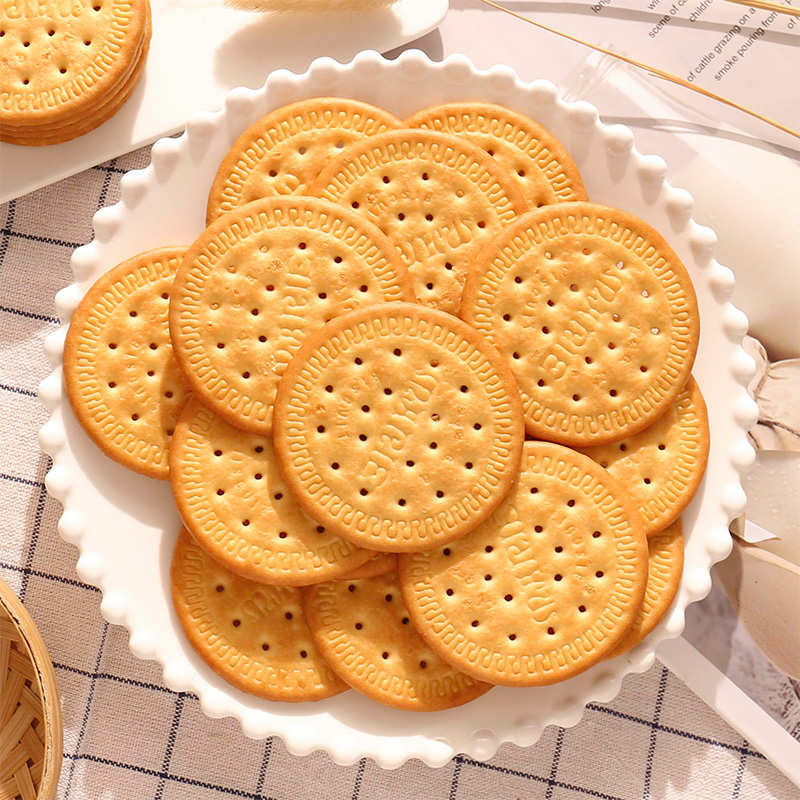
1,147,797,800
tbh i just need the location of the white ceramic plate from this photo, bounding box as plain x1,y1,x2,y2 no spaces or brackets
0,0,449,204
38,49,757,769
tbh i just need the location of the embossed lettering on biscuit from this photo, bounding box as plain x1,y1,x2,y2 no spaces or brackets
272,303,525,552
460,202,700,446
308,129,528,314
398,441,648,687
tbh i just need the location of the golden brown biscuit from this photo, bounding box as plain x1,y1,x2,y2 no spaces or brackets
206,97,402,224
606,519,684,658
170,397,373,586
0,0,150,142
0,8,151,145
63,246,190,479
303,571,492,710
170,196,415,435
273,302,525,553
460,202,700,446
405,101,587,208
171,528,349,702
399,441,648,686
307,128,528,314
578,377,709,537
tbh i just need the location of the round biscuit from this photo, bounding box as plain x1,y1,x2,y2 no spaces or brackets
170,397,374,586
398,441,648,687
63,246,191,479
206,97,402,224
460,202,700,446
1,7,150,145
171,528,348,702
307,128,528,314
0,0,149,133
273,302,525,553
577,377,709,537
303,571,492,711
405,101,587,208
606,518,684,658
169,196,415,435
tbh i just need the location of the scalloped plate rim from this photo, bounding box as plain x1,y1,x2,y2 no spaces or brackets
38,48,755,769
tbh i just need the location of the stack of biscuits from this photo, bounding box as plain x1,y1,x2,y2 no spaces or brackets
0,0,151,146
64,98,709,711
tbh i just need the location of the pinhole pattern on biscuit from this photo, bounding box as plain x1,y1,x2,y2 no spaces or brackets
0,8,151,145
171,530,348,702
399,441,648,687
406,101,587,209
578,377,708,537
273,303,525,553
461,202,699,446
170,397,373,585
207,98,402,223
0,0,149,131
606,519,684,658
307,129,528,315
303,571,491,711
170,197,414,435
64,246,190,479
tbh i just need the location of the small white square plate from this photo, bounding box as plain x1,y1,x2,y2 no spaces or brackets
0,0,449,204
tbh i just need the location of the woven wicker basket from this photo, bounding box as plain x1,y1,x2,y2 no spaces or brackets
0,578,62,800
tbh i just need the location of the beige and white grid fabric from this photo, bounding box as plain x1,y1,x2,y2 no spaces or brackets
0,146,797,800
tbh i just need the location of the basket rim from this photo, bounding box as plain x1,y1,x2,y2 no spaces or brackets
0,577,63,800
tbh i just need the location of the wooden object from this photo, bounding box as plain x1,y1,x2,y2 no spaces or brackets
0,579,62,800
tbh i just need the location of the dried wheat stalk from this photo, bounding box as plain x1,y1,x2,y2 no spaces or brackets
724,0,800,19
